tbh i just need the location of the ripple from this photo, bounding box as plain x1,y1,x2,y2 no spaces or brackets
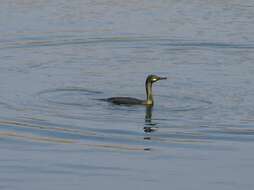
0,119,149,151
158,94,212,112
0,101,14,110
36,87,213,125
37,87,103,107
1,35,254,50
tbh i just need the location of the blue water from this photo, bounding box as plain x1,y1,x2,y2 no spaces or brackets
1,1,254,189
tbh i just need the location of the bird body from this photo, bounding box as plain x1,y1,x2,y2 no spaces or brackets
106,97,145,105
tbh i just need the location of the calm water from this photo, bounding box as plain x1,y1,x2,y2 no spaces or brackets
1,1,254,189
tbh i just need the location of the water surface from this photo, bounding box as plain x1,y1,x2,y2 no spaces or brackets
1,1,254,189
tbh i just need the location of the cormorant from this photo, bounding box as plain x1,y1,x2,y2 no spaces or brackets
103,75,166,106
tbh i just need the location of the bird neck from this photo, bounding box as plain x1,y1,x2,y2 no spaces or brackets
146,81,154,105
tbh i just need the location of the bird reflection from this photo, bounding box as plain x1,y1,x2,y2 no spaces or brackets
144,105,158,133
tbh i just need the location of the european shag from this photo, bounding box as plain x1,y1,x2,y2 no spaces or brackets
104,75,167,106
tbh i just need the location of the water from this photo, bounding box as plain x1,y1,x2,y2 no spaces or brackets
1,1,254,189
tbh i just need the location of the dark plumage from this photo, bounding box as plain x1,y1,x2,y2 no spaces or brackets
106,97,145,105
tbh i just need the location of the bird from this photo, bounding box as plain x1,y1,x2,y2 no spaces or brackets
102,75,167,106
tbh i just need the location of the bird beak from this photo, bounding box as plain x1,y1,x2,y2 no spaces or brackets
158,77,167,80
